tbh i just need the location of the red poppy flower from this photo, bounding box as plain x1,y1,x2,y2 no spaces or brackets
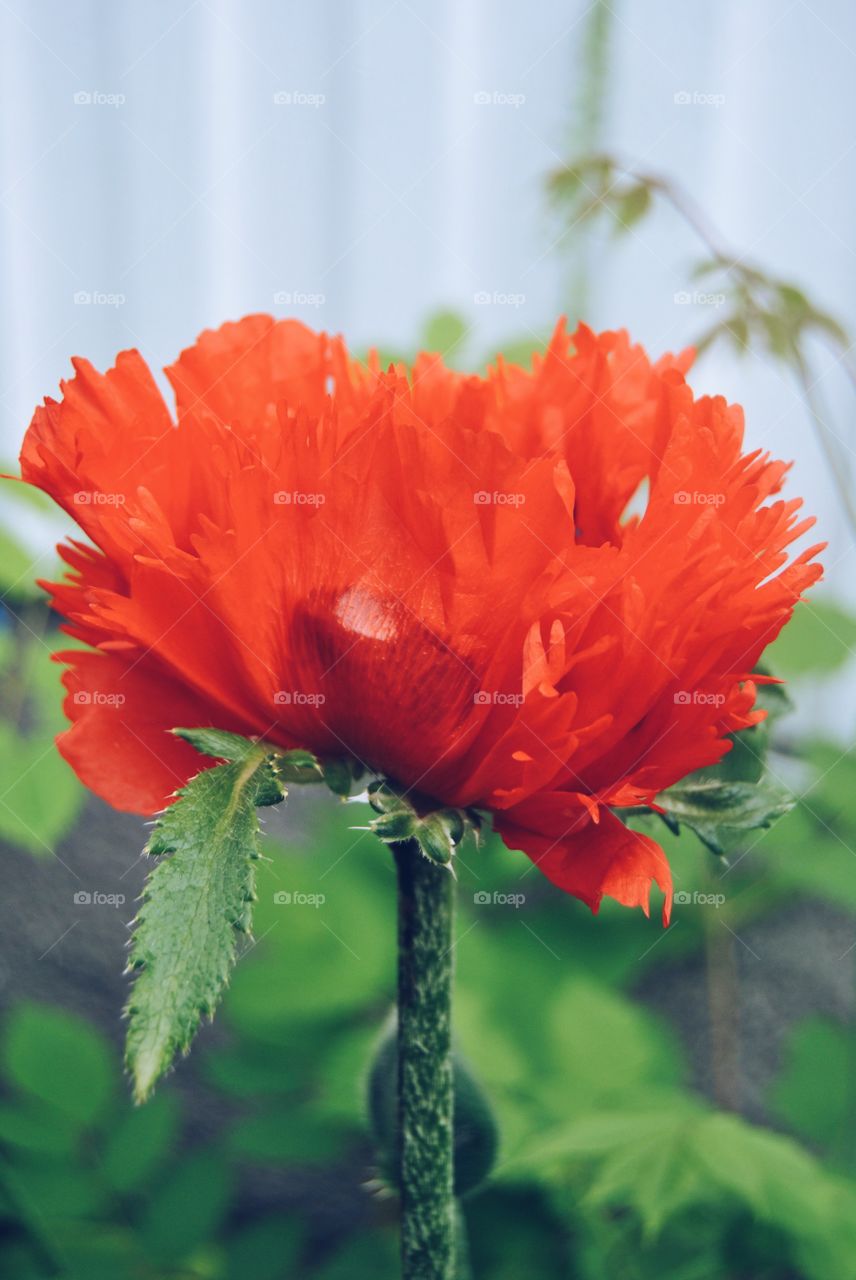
18,316,822,922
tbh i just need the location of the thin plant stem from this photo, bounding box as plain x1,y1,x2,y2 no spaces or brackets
394,839,456,1280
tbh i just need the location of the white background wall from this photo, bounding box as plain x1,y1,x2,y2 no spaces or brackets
1,0,854,609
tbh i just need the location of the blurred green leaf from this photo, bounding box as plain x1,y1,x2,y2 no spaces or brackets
314,1228,399,1280
466,1185,574,1280
100,1091,181,1194
765,601,856,678
547,979,682,1107
224,834,394,1030
769,1017,852,1150
515,1100,853,1262
140,1151,231,1264
613,183,651,232
3,1003,114,1128
0,529,37,597
6,1162,104,1221
421,310,469,361
0,1101,79,1157
0,629,83,854
225,1215,303,1280
228,1105,346,1163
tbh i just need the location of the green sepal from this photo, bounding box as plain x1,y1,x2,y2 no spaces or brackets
271,748,325,786
371,810,419,843
366,780,480,867
322,757,358,797
418,813,457,867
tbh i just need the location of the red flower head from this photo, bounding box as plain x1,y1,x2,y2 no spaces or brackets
19,317,822,923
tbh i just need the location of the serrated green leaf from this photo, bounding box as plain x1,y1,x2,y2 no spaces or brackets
125,747,280,1102
582,1112,704,1239
656,775,793,855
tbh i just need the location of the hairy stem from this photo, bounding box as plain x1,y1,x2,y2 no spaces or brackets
394,839,455,1280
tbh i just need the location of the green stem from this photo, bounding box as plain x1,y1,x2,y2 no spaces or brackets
394,839,455,1280
454,1202,472,1280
